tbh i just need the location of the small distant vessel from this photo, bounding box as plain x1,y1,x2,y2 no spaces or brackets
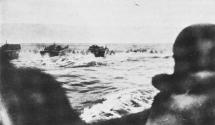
40,44,68,57
0,43,21,60
88,45,108,57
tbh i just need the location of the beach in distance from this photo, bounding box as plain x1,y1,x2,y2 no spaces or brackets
11,43,174,123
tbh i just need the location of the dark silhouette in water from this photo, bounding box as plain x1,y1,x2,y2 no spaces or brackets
40,44,68,57
88,45,108,57
0,44,21,60
146,24,215,125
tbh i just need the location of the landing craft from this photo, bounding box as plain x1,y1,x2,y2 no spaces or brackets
88,45,108,57
0,43,21,60
40,44,68,57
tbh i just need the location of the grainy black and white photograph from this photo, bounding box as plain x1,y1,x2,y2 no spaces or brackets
1,0,215,125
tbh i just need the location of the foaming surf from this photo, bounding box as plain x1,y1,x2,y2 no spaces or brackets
81,87,158,123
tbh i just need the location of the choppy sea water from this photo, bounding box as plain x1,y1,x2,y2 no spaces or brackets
11,43,174,123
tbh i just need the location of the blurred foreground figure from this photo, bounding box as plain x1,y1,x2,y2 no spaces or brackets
0,49,84,125
146,24,215,125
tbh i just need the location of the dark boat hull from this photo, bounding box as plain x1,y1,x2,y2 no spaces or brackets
40,51,60,57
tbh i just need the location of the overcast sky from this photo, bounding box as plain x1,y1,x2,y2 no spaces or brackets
1,0,215,43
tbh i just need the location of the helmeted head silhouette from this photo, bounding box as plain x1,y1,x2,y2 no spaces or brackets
173,24,215,74
147,24,215,125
